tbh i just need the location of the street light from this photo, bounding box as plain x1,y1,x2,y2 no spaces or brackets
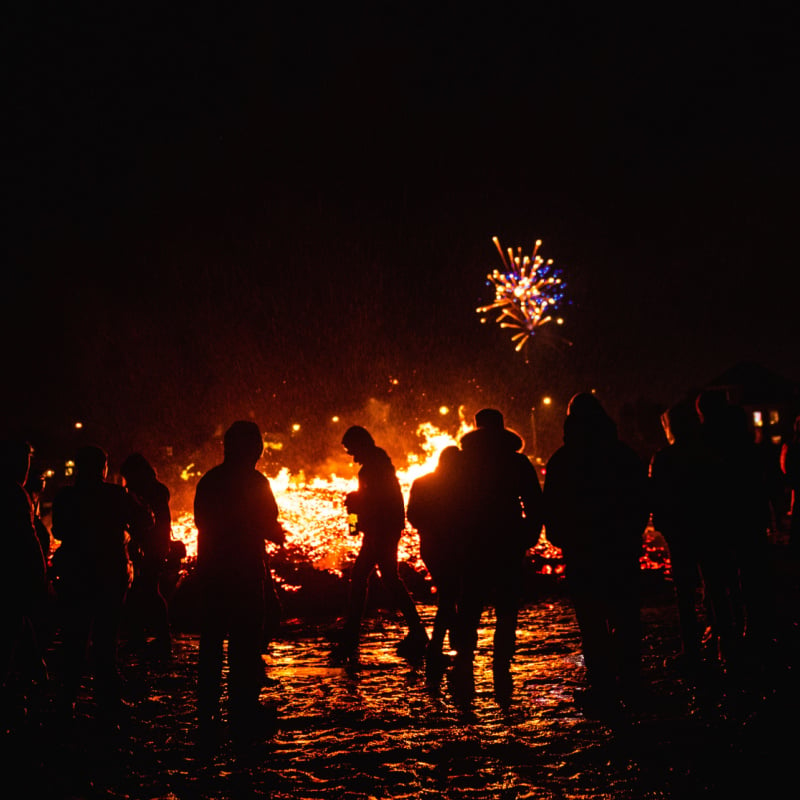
530,397,553,464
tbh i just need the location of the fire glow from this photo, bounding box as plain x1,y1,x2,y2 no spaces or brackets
170,420,565,582
169,419,668,588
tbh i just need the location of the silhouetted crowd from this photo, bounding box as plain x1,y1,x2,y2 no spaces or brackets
1,389,796,745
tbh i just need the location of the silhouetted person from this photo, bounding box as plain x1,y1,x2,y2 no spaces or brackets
696,389,776,673
331,425,429,664
406,445,466,682
451,409,544,704
780,414,800,553
0,439,48,731
193,421,286,740
120,453,173,661
544,393,649,716
650,400,740,677
51,444,154,727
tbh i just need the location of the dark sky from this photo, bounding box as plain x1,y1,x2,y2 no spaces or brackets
6,5,800,463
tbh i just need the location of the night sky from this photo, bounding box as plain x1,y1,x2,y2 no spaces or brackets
6,6,800,468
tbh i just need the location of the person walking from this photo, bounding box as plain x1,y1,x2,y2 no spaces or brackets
331,425,429,664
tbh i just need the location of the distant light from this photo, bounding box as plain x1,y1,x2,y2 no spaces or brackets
331,415,340,423
291,423,301,432
753,411,763,427
542,396,552,406
439,406,450,416
74,422,83,430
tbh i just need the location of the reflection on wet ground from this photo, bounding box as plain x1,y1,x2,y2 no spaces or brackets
4,567,800,799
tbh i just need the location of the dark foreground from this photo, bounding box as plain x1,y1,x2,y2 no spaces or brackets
3,547,799,800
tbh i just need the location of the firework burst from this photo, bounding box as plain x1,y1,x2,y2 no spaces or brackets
476,236,569,356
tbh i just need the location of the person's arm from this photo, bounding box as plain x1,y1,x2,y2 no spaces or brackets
257,475,286,546
519,456,545,545
126,486,156,549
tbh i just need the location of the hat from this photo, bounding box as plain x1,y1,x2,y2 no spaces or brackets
474,408,505,430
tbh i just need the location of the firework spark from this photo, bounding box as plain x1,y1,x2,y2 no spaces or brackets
476,236,568,356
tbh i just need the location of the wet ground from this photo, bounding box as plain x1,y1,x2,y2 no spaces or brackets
4,549,800,800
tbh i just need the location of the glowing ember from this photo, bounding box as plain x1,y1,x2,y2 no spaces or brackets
476,236,568,356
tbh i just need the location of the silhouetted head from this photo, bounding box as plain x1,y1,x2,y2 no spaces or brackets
75,445,108,482
223,421,264,467
662,400,701,445
467,407,524,451
437,445,462,472
564,392,617,445
695,389,728,424
342,425,375,462
0,439,33,485
566,392,606,420
120,453,156,488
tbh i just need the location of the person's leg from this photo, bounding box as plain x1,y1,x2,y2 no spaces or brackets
145,565,172,657
568,569,616,697
436,570,460,654
91,587,126,720
376,542,426,639
334,542,376,656
491,556,523,668
665,538,703,666
449,559,484,699
609,567,643,701
57,595,93,717
227,604,268,732
198,607,226,724
699,550,743,669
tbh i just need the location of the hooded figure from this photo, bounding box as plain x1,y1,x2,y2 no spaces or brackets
543,393,649,715
331,425,429,664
